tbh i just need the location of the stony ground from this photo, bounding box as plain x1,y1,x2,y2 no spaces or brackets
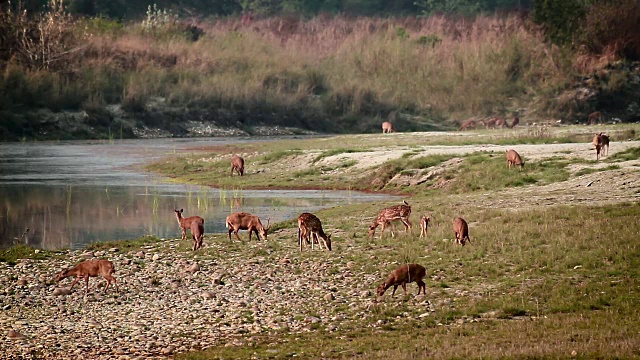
0,238,440,359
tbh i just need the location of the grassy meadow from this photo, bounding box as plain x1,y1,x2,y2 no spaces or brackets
135,126,640,358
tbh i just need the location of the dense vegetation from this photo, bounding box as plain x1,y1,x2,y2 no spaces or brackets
0,0,639,140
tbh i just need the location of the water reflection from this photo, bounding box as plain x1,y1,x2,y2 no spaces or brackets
0,139,390,250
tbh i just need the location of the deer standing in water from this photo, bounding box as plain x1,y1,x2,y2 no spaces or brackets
225,212,271,241
298,212,332,251
56,259,118,293
369,201,412,239
230,155,245,176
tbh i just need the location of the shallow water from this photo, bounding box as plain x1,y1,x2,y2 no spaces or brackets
0,138,390,249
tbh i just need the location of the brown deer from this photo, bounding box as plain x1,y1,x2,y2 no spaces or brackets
459,119,477,131
298,212,332,251
174,209,204,241
494,117,508,128
191,220,204,251
381,121,395,133
419,214,430,238
481,117,497,129
369,201,412,239
453,217,470,246
593,133,610,160
226,212,271,241
55,259,118,293
506,149,525,169
588,111,602,125
509,117,520,128
230,155,245,176
377,263,426,298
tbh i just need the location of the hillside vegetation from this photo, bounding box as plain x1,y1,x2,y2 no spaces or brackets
1,1,639,140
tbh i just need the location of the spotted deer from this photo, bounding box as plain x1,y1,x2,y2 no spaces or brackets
225,212,271,241
506,149,525,169
230,155,245,176
368,201,412,239
593,133,610,160
55,259,118,293
174,209,204,241
419,214,430,238
382,121,395,133
453,217,470,246
298,212,332,251
459,119,477,131
588,111,602,125
377,263,426,298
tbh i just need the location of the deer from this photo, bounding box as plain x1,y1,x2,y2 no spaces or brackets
377,263,426,298
509,116,520,128
368,201,412,239
453,217,471,246
459,119,477,131
191,220,204,251
381,121,395,133
298,212,332,251
588,111,602,125
230,155,245,176
481,117,497,129
506,149,525,169
226,212,271,241
419,214,430,238
593,133,610,160
494,117,508,128
55,259,118,293
174,209,204,241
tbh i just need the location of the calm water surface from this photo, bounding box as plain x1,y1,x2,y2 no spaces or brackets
0,138,390,249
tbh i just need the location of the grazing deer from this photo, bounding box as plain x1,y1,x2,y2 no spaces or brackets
453,217,470,246
56,260,118,293
377,263,426,297
588,111,602,125
419,214,430,238
382,121,395,133
174,209,204,241
298,212,332,251
226,212,271,241
494,117,507,128
509,116,520,128
230,155,245,176
459,119,477,131
369,201,412,239
593,133,610,160
506,149,525,169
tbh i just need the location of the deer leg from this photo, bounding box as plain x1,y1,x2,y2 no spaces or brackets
402,219,412,234
103,277,110,293
84,275,90,292
379,223,387,239
69,276,81,290
417,280,425,295
234,229,243,241
390,223,397,238
391,285,398,297
402,283,408,296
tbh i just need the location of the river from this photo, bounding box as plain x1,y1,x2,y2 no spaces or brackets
0,137,390,250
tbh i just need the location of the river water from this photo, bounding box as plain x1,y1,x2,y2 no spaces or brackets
0,137,390,250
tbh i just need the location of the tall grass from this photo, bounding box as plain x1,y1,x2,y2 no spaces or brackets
1,14,577,134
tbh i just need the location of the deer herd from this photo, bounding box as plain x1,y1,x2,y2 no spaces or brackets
56,115,613,298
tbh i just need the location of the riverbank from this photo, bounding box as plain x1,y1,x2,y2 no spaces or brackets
2,127,640,359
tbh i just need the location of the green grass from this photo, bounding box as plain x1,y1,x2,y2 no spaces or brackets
575,164,621,176
312,148,367,163
0,245,51,264
607,146,640,162
179,202,640,359
85,235,163,252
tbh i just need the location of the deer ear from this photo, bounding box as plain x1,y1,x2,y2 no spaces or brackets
180,209,184,213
